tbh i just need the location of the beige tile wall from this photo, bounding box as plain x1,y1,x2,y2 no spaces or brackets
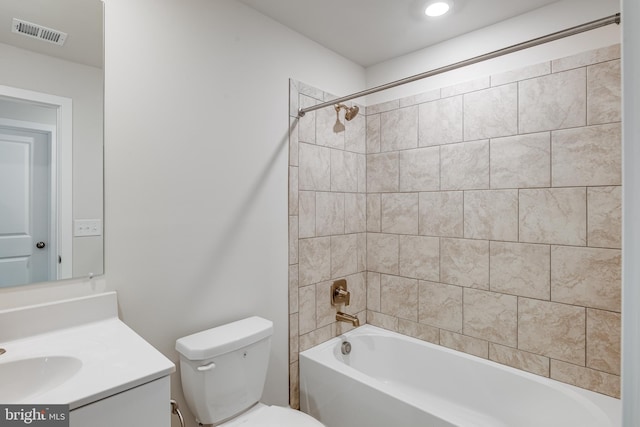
364,44,621,399
289,80,367,409
288,43,621,406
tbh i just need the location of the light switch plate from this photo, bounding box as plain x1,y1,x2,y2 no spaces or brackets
74,219,102,237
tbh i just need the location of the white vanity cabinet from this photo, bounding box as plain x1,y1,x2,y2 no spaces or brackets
70,376,170,427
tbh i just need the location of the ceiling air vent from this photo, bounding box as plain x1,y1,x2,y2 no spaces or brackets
11,18,67,46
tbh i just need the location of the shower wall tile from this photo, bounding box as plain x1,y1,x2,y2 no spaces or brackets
551,44,620,73
298,284,317,335
419,191,464,237
587,308,621,375
463,189,518,241
367,152,399,192
289,362,299,410
367,272,381,312
441,77,490,98
366,99,400,115
289,216,298,265
289,117,299,166
330,234,358,278
464,84,518,140
399,88,440,108
356,233,367,272
440,238,489,289
518,68,586,133
418,281,463,333
316,104,345,149
345,113,367,153
289,265,299,314
381,193,419,235
588,186,621,249
440,140,489,190
299,142,330,191
551,123,621,187
289,313,299,363
316,280,337,328
366,194,381,232
587,60,621,125
551,246,621,312
550,360,620,398
366,114,381,153
380,274,418,321
399,235,439,281
418,96,463,147
489,343,550,377
299,237,331,286
380,106,418,152
356,153,367,193
367,233,399,275
289,166,298,215
463,288,517,347
519,187,586,246
315,192,344,236
490,242,550,300
289,80,299,118
330,149,358,192
399,147,440,191
518,298,585,365
490,132,551,189
298,81,325,100
323,92,339,102
348,272,367,313
490,61,551,87
290,45,622,401
344,193,366,234
298,191,315,238
299,324,334,352
298,95,316,144
367,310,399,331
439,330,488,359
398,319,439,344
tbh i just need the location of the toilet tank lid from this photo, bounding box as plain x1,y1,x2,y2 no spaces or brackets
176,316,273,360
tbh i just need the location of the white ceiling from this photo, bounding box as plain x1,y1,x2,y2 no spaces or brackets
0,0,103,69
237,0,563,67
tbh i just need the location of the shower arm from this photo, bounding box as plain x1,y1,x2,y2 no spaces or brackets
297,13,621,118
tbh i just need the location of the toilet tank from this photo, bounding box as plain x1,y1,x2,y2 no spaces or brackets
176,317,273,425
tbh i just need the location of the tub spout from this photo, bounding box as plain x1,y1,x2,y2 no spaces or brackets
336,312,360,327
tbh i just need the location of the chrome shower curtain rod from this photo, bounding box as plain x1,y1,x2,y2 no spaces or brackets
297,13,621,118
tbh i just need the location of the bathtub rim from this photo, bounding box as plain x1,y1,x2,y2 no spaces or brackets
300,324,620,427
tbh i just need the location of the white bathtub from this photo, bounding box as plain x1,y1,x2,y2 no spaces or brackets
300,325,620,427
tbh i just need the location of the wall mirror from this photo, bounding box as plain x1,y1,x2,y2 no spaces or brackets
0,0,104,287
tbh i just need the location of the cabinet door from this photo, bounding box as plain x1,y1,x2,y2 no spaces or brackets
69,377,170,427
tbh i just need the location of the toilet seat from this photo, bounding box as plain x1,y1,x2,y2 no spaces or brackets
220,403,324,427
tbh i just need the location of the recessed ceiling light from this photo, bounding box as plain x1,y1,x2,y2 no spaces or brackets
425,0,452,17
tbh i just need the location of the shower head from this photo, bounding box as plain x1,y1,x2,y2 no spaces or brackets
335,103,359,121
345,105,359,121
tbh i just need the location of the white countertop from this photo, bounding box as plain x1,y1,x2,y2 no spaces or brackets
0,292,175,409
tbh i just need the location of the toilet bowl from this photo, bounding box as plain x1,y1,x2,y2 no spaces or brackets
176,316,323,426
219,402,323,426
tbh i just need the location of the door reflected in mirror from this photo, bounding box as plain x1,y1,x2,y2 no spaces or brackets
0,0,104,287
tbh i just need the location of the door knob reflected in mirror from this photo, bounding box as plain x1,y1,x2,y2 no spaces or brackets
36,242,46,249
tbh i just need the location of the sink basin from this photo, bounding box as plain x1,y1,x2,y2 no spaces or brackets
0,356,82,402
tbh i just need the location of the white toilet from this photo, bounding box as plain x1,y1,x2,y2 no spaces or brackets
176,316,324,427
